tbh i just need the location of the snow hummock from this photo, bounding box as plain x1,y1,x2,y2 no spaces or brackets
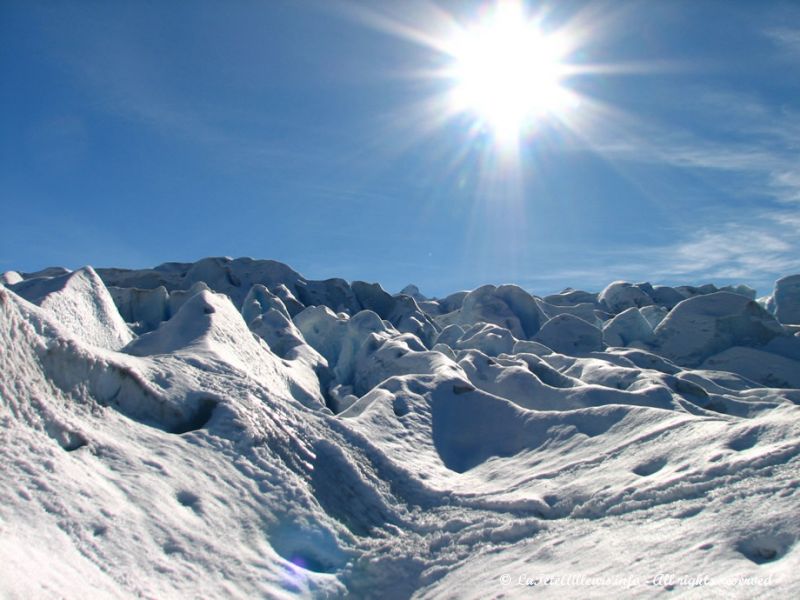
534,313,604,354
11,266,134,350
603,306,655,348
775,274,800,325
599,280,654,313
3,259,800,599
1,271,23,285
653,291,786,366
454,284,545,340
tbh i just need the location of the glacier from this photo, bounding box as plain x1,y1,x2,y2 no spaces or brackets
1,256,799,598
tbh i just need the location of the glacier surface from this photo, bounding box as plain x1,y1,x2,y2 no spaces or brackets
2,257,800,599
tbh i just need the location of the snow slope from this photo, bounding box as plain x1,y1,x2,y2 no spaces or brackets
2,258,800,599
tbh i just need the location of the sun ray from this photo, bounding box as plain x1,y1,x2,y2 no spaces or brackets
430,1,581,155
324,0,686,232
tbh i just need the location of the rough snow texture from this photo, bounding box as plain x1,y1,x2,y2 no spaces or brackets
2,257,800,599
12,267,133,350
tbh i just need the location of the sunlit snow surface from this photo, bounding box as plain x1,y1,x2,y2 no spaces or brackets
2,258,800,599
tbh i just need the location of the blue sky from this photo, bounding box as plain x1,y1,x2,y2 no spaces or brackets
2,1,799,297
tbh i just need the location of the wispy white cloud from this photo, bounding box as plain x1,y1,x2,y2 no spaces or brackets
581,73,800,189
573,77,800,291
769,170,800,204
514,210,800,295
764,26,800,56
649,214,800,280
592,109,800,200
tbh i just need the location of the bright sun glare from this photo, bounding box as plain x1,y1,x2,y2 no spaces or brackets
447,1,575,145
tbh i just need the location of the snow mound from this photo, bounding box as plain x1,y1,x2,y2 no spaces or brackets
543,288,598,306
434,323,465,348
534,313,604,354
11,266,133,350
641,304,669,329
242,284,291,322
774,274,800,325
245,289,325,369
399,284,426,301
598,281,653,314
603,306,655,347
294,306,386,383
650,284,688,309
353,334,461,397
654,291,786,366
455,284,545,340
1,285,219,434
351,281,438,347
167,281,211,317
536,297,602,327
453,322,516,356
1,271,23,285
701,346,800,389
297,277,360,314
123,290,313,400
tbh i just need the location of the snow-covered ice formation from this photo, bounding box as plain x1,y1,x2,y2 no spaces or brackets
2,256,800,599
774,274,800,326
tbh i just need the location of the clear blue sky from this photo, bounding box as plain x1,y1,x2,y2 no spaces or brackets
2,1,799,297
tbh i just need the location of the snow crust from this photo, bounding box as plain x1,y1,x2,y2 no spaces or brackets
3,258,800,599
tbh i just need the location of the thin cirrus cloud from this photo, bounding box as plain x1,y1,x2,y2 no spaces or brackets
512,211,799,296
651,218,799,283
764,26,800,57
582,82,800,292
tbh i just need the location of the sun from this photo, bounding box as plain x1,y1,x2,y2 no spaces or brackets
447,1,575,144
